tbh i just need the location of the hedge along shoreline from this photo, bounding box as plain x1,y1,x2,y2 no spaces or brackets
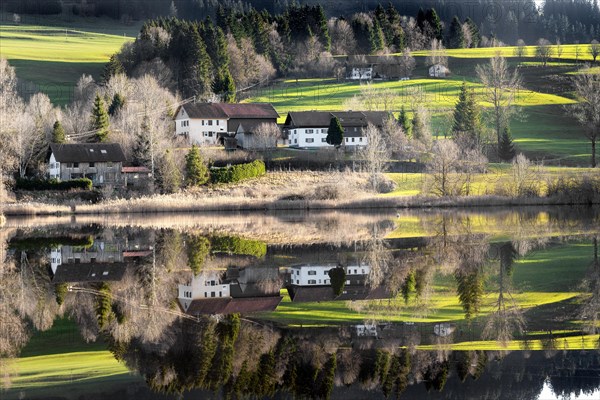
210,160,266,184
16,178,93,191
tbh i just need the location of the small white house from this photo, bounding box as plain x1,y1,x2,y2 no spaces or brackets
434,323,456,337
283,111,392,149
288,263,370,286
348,66,373,80
178,271,231,312
356,323,378,337
429,64,450,78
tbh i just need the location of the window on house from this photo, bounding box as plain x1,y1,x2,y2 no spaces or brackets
202,120,205,126
359,138,363,142
208,120,213,126
306,129,313,134
321,138,326,142
306,138,314,143
89,162,95,167
211,291,216,297
308,270,317,275
73,162,79,168
308,279,317,284
216,120,219,125
352,138,355,143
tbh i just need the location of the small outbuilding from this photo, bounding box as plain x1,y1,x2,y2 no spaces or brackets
429,64,450,78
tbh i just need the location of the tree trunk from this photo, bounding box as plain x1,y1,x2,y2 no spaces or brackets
592,138,596,168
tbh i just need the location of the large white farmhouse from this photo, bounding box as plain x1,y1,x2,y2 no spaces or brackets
283,111,392,148
174,102,279,148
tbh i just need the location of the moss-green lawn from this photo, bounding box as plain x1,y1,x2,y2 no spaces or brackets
0,23,133,104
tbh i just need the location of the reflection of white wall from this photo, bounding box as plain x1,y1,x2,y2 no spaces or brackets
50,248,62,275
289,264,369,286
178,271,231,301
356,324,377,337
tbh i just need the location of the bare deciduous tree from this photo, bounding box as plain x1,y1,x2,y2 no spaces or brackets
361,123,390,191
535,38,553,67
426,39,448,67
399,48,416,78
328,18,356,55
252,122,281,164
476,54,522,145
589,39,600,63
514,39,527,62
570,70,600,167
426,140,462,196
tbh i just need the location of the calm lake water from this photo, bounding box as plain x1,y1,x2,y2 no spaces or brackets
1,207,599,399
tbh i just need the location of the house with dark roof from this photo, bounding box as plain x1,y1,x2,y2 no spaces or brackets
283,111,392,148
49,143,127,187
178,266,282,316
285,263,392,303
174,102,280,148
345,55,411,81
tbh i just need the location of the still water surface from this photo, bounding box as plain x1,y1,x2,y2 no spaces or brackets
1,207,599,399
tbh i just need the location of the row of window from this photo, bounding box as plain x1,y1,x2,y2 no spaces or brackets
305,268,365,276
183,291,192,298
202,119,220,126
62,162,115,168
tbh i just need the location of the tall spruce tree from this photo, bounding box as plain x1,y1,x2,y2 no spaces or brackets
398,105,411,136
101,54,124,84
91,93,110,142
132,117,152,168
213,69,236,102
108,93,125,116
326,117,344,147
370,19,385,53
52,120,66,143
448,16,464,48
425,8,443,41
452,82,482,147
185,144,209,186
498,126,517,161
465,18,480,47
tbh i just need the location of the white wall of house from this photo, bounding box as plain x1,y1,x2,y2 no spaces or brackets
178,271,231,301
50,248,62,275
349,67,373,80
287,127,368,148
289,264,370,286
174,108,227,145
49,153,60,179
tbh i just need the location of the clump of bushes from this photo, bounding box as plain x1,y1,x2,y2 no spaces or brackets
16,178,92,191
546,174,600,204
311,184,340,200
210,235,267,258
210,160,266,184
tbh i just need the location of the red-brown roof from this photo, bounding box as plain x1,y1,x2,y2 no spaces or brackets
122,166,151,173
183,296,282,315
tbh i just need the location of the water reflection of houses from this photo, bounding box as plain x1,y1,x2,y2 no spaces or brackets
285,263,392,302
178,266,282,316
49,234,153,283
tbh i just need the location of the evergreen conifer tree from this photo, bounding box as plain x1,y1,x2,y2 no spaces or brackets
370,19,386,53
448,16,464,48
498,126,517,161
213,68,236,102
132,117,152,168
108,93,125,116
101,54,124,84
328,267,346,297
91,94,110,142
326,117,344,147
52,120,66,143
398,105,411,136
452,81,482,147
465,18,480,47
425,8,443,41
185,144,209,186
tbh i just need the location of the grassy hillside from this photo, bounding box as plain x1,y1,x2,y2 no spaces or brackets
0,21,133,104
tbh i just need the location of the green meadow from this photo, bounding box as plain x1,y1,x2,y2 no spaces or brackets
411,43,597,61
0,23,133,104
5,318,140,397
259,242,595,327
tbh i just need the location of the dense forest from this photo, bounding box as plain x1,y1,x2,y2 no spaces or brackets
4,0,600,46
77,0,598,103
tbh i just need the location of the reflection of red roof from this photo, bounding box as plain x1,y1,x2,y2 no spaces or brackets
123,250,153,257
122,166,151,173
183,296,282,315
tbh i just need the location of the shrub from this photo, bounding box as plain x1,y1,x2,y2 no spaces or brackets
16,178,92,191
210,160,266,184
210,235,267,258
368,174,397,194
546,174,600,204
311,184,340,200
